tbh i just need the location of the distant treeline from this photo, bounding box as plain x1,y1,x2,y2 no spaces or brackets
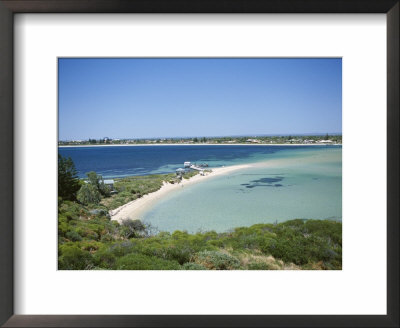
59,134,342,146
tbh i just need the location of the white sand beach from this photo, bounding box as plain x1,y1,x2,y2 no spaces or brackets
110,164,250,223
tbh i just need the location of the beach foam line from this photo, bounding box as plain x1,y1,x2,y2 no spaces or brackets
110,164,250,223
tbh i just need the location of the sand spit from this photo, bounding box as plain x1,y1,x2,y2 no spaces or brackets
110,164,250,223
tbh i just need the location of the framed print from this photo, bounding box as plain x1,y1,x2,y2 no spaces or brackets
0,0,398,327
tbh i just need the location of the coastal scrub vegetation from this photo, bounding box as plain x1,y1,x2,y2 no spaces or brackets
58,155,342,270
58,199,342,270
102,173,177,210
100,171,198,210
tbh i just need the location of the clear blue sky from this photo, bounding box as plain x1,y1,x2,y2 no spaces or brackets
58,58,341,140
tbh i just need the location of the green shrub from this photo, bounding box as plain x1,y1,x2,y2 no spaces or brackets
77,184,101,205
79,240,103,252
158,231,171,239
58,244,93,270
182,262,206,270
115,253,181,270
93,248,117,268
100,233,115,242
247,262,276,270
58,215,69,236
59,200,84,218
66,230,82,242
164,245,194,264
119,219,146,239
75,227,99,241
193,250,240,270
107,241,136,257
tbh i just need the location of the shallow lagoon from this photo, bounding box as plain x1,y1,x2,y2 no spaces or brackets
141,147,342,233
59,145,342,232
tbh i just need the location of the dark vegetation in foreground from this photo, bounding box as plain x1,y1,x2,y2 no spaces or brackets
58,155,342,270
59,200,342,270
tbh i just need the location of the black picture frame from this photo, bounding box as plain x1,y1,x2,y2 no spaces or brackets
0,1,398,327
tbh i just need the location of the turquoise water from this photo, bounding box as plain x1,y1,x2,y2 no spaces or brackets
141,147,342,233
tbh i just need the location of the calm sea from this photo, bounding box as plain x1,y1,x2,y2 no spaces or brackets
59,145,342,232
58,145,338,178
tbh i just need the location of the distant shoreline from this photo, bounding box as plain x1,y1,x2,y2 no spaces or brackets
59,143,341,148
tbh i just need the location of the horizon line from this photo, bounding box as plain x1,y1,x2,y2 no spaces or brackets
60,132,342,141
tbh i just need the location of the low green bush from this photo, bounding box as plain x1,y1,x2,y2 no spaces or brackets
66,230,82,242
193,250,240,270
107,241,136,257
247,262,276,270
58,244,93,270
115,253,181,270
77,184,101,205
164,245,194,264
182,262,206,270
58,215,69,236
79,240,103,252
119,219,146,239
93,247,118,268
